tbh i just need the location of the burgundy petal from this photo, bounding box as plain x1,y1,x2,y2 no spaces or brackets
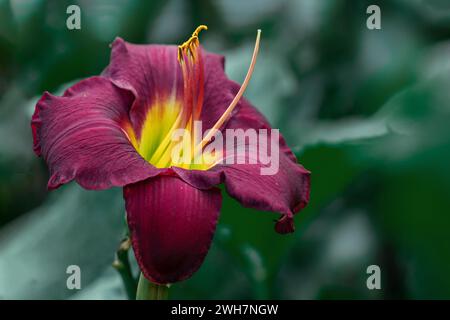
221,97,310,234
124,175,222,284
103,38,228,136
175,150,310,234
31,76,160,190
174,64,310,233
103,38,184,137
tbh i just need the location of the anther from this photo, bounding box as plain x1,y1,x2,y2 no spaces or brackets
178,25,208,62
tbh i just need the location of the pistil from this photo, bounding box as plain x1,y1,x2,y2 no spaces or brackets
196,29,261,154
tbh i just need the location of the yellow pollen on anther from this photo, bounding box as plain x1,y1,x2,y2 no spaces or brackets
178,25,208,62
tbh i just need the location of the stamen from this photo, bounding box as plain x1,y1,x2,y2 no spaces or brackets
178,25,208,62
197,29,261,151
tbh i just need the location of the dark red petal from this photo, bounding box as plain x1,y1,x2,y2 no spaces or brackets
175,78,310,233
222,162,310,234
103,38,184,137
176,162,309,234
31,76,160,190
103,38,228,137
124,175,222,284
221,98,310,234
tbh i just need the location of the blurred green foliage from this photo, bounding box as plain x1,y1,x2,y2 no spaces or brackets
1,0,450,299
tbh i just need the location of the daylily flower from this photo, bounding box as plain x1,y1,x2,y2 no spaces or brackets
31,26,310,285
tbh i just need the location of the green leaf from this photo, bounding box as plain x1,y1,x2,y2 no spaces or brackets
0,184,124,299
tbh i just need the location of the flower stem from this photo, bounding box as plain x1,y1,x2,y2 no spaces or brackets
136,273,169,300
112,238,137,300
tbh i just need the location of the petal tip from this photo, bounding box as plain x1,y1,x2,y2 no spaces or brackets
275,215,295,234
111,36,125,48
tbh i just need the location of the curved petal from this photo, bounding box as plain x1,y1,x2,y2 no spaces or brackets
175,129,310,235
175,75,310,234
222,161,310,234
102,38,184,137
103,38,228,135
221,98,310,233
124,175,222,284
31,76,161,190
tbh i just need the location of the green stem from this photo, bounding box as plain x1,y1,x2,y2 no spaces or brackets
136,273,169,300
112,238,137,300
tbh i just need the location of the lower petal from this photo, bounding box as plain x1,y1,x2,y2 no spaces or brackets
124,175,222,284
222,160,310,234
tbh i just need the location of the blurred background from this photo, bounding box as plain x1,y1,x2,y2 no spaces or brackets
1,0,450,299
